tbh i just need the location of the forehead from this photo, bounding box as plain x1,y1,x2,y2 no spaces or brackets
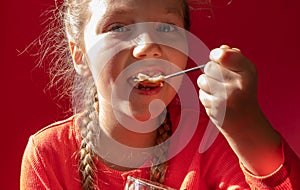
94,0,184,18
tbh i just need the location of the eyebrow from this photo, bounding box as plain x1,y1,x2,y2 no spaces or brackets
103,5,183,19
165,7,183,18
97,5,183,33
96,8,133,33
102,5,135,18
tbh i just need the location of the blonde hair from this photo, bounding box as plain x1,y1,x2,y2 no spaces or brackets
33,0,199,189
75,85,99,189
62,1,189,188
75,92,173,189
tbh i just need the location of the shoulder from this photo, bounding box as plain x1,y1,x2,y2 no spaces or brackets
21,116,83,188
28,116,81,156
35,116,79,140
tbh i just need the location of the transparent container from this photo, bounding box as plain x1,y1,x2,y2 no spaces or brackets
124,176,176,190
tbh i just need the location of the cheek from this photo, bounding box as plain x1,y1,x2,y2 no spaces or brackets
94,70,111,101
170,51,188,70
92,50,128,82
91,60,117,101
94,53,131,100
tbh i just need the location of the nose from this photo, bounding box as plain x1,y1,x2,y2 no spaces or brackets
132,33,162,59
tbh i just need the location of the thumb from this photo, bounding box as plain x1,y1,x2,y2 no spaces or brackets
209,46,250,73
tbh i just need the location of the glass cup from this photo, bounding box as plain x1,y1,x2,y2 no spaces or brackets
124,176,176,190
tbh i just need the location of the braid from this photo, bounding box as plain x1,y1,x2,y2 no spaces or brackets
76,86,100,190
76,85,172,188
150,111,173,184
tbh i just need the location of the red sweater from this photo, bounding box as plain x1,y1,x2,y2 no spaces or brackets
20,108,300,189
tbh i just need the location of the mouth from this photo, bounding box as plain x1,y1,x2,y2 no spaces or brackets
128,72,165,91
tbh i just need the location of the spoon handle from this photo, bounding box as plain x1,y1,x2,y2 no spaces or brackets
164,64,206,79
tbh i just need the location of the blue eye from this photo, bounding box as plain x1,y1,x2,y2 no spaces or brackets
157,23,177,32
108,24,131,32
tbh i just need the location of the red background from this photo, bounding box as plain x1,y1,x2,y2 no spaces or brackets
1,0,300,189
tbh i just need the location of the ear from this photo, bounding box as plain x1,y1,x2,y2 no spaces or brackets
69,41,92,77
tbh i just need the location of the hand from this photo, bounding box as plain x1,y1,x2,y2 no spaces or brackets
197,45,258,132
197,45,283,175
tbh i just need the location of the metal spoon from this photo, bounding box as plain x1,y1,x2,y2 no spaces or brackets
163,64,206,79
133,64,206,85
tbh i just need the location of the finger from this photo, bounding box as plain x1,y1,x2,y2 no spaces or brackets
199,89,212,108
219,44,241,53
209,47,250,73
197,74,209,93
203,61,240,83
220,44,231,49
199,94,226,127
232,47,241,52
197,73,228,95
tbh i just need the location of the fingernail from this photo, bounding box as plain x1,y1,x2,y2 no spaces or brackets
210,48,223,60
220,45,230,49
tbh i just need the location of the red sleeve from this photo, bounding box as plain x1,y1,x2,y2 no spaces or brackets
241,139,300,189
178,129,300,189
20,118,81,190
20,136,51,190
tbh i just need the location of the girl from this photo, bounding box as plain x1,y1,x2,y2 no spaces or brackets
21,0,300,189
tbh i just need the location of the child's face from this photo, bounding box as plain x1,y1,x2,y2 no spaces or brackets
83,0,188,120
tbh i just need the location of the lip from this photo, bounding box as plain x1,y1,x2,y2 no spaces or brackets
127,67,166,85
131,85,163,95
128,68,166,79
124,58,172,82
126,67,166,96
